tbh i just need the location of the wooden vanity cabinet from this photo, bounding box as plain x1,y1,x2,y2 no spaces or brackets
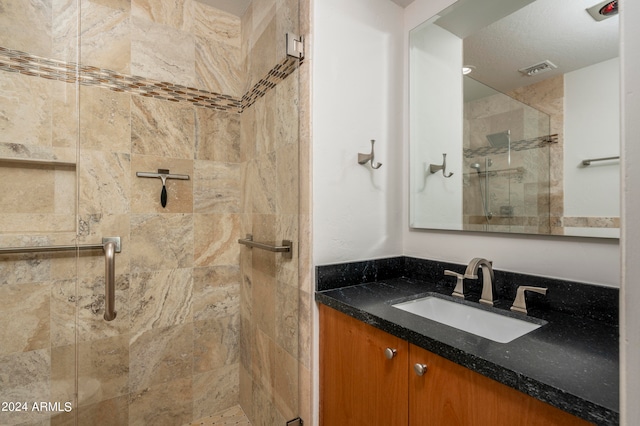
319,304,409,425
320,305,592,426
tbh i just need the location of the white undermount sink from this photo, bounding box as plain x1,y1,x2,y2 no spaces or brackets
392,295,543,343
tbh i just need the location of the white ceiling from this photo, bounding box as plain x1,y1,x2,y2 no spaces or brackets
456,0,619,93
391,0,415,7
194,0,251,16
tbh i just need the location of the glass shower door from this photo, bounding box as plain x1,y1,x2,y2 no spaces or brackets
0,1,82,424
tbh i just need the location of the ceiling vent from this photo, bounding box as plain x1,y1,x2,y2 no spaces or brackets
518,60,557,77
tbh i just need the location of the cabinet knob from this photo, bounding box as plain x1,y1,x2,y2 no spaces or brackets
384,348,397,359
414,363,428,376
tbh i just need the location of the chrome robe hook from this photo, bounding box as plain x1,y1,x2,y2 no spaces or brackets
358,139,382,169
429,153,453,178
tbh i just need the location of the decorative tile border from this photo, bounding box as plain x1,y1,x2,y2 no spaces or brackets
0,46,301,113
464,134,558,158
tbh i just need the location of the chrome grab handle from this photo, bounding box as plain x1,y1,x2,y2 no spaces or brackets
384,348,397,359
0,237,121,322
103,240,117,321
238,234,292,259
414,363,428,376
581,156,619,166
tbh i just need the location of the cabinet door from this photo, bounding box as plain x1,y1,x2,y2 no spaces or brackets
320,305,409,426
409,344,592,426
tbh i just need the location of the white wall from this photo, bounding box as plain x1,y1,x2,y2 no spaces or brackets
312,0,404,265
620,0,640,422
409,23,463,229
401,0,620,287
564,58,620,217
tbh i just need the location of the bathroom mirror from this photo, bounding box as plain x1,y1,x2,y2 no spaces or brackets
409,0,620,238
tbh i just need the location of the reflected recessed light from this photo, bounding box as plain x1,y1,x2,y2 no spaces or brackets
462,65,475,75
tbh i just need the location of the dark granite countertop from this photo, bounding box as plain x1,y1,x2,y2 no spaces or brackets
315,257,619,426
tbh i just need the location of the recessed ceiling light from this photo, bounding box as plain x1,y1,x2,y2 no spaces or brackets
462,65,475,75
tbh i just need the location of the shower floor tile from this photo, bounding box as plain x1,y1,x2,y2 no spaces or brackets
188,405,251,425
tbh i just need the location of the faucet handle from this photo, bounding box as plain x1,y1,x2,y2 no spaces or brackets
445,270,465,299
510,286,548,314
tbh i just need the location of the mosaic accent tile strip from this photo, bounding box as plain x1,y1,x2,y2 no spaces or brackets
464,134,558,158
241,56,300,109
0,46,300,114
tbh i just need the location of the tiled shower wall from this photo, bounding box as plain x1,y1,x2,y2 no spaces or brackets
0,0,306,425
237,0,306,424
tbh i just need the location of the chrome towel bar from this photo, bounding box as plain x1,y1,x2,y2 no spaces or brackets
0,237,121,321
238,234,292,259
582,156,620,166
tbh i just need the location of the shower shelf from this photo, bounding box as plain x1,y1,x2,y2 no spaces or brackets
0,157,76,168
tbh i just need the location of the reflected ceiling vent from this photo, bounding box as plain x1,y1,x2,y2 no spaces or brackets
587,0,618,21
518,60,557,77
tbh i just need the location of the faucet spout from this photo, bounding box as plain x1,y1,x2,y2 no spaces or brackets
464,257,495,306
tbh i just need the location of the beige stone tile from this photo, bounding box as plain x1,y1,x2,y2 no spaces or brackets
251,328,275,395
193,3,242,96
194,316,239,373
273,344,298,421
248,154,277,214
80,0,131,74
253,268,276,340
77,335,130,406
0,283,50,356
275,67,299,150
79,150,131,215
190,404,250,426
132,0,192,31
0,165,55,215
275,278,298,358
297,289,311,370
130,268,193,339
129,377,193,426
53,395,130,426
0,349,51,424
193,265,241,322
239,103,257,162
193,213,241,267
195,109,241,163
194,161,241,213
277,145,299,215
129,323,194,393
238,364,253,423
131,96,195,159
131,155,194,214
80,85,132,153
130,213,194,272
0,0,52,57
131,16,195,87
193,364,240,420
247,19,277,92
0,72,53,149
50,279,77,348
52,0,80,62
254,92,276,156
52,81,79,150
76,271,130,342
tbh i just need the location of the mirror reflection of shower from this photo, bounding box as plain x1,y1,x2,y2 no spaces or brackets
470,158,493,222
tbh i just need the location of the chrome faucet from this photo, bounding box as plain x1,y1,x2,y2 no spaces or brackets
464,257,495,306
